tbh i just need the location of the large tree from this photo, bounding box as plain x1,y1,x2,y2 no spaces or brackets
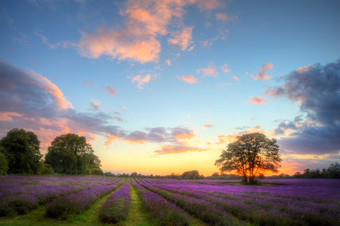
45,133,101,174
0,128,41,174
215,133,281,184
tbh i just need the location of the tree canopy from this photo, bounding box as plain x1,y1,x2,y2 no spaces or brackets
215,133,281,184
45,133,101,174
0,128,42,174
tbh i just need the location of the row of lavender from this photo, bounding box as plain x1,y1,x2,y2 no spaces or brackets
0,176,119,216
138,178,340,226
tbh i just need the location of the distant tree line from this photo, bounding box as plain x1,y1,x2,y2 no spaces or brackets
0,128,102,175
292,162,340,178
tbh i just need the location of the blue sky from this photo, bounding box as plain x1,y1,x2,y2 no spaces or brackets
1,0,340,175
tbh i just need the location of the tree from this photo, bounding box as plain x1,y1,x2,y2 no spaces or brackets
215,133,282,184
181,170,200,179
0,152,8,175
45,133,101,174
327,162,340,178
0,128,41,174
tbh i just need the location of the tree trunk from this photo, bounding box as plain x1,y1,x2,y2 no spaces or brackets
249,176,256,184
242,175,248,183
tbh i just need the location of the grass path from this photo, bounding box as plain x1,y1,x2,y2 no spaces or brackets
118,181,156,226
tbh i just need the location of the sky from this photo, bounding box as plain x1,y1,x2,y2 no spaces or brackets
0,0,340,176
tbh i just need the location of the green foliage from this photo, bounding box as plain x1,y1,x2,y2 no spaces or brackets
181,170,201,179
0,128,42,174
292,162,340,178
45,133,101,175
0,152,9,175
215,132,281,184
91,168,103,175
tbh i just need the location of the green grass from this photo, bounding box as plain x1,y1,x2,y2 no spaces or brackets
117,181,157,226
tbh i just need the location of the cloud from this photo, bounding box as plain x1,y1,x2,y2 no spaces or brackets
249,96,267,104
90,100,101,111
221,64,231,73
0,60,125,149
195,0,222,11
172,127,195,140
177,75,197,84
125,131,148,144
233,75,239,80
168,27,193,51
202,124,213,129
216,13,228,22
267,60,340,154
103,86,116,95
165,59,171,66
197,66,218,77
0,112,23,121
130,74,151,89
252,63,273,80
83,80,93,86
154,145,202,155
76,0,222,64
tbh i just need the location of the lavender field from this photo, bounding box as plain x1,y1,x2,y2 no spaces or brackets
0,176,340,225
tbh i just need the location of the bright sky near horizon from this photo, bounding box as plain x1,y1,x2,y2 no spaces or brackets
1,0,340,176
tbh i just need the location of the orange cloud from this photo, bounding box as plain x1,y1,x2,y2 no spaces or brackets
197,66,218,77
154,145,202,155
29,71,73,110
221,64,231,73
177,75,197,84
168,27,193,51
103,86,117,95
104,135,118,146
131,74,151,89
165,59,171,66
0,112,23,121
202,124,213,129
252,63,273,80
249,96,268,104
296,64,312,73
216,13,228,22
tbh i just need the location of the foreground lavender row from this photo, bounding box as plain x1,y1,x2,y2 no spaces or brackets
138,178,340,226
0,176,119,216
133,181,191,226
99,181,130,223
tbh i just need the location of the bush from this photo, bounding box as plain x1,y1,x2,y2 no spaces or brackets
91,168,104,175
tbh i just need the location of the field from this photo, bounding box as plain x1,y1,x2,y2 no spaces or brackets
0,176,339,226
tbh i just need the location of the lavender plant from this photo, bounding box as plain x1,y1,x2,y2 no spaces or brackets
99,181,130,223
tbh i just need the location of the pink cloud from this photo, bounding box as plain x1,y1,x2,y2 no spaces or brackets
165,59,171,66
103,86,116,95
216,13,228,22
90,100,101,110
249,96,268,104
168,27,193,51
154,145,202,155
252,63,273,80
195,0,222,11
233,75,239,80
197,66,218,77
83,80,93,86
296,64,312,73
221,63,231,73
177,75,197,84
29,71,73,110
0,112,23,121
202,124,213,129
131,74,151,89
